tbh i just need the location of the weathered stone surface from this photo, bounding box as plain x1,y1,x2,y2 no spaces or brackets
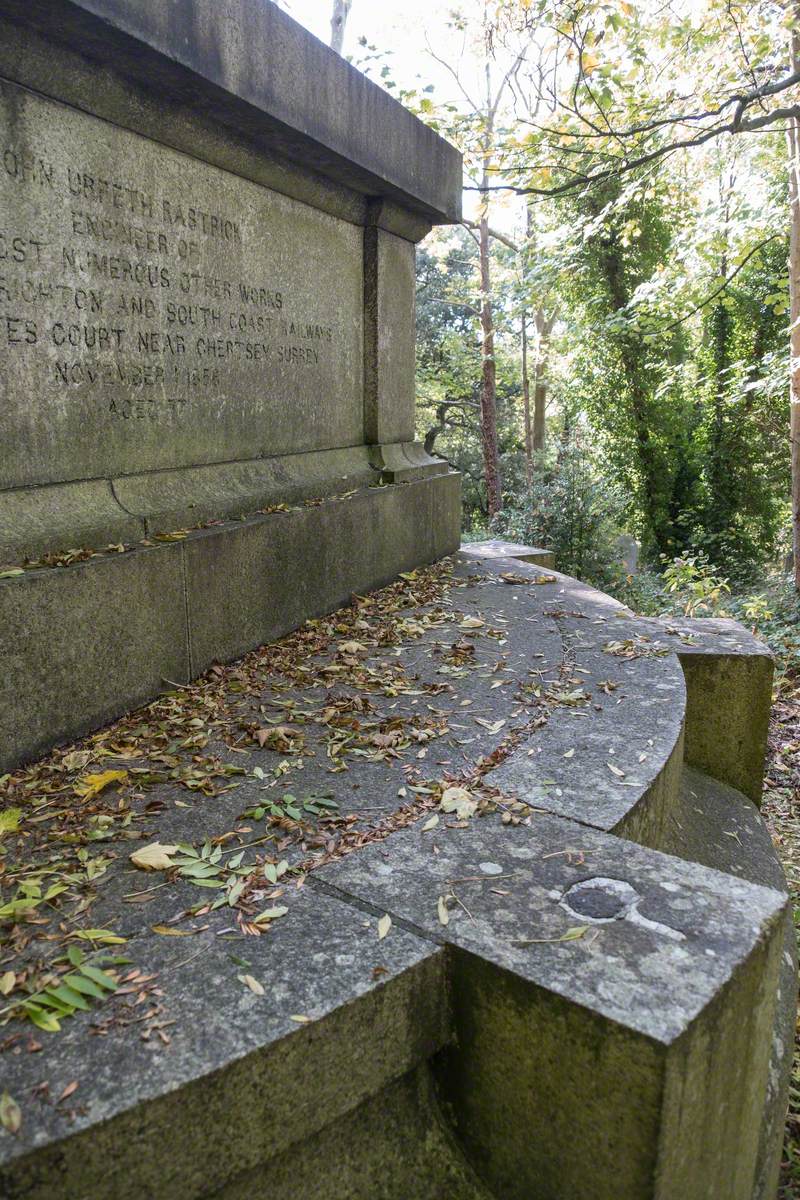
218,1068,489,1200
0,0,462,567
0,0,466,774
0,889,448,1200
0,474,461,771
0,77,364,492
662,766,798,1200
0,479,145,562
319,811,786,1200
0,543,189,771
113,447,379,536
364,227,416,445
662,617,773,804
466,558,687,847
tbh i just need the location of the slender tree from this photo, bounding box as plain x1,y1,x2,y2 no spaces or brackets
789,0,800,586
330,0,352,54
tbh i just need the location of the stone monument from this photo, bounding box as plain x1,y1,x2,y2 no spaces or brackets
0,5,794,1200
0,0,461,772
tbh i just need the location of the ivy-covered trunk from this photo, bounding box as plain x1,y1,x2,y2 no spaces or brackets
789,2,800,590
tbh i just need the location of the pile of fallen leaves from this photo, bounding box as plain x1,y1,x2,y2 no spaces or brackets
0,558,562,1042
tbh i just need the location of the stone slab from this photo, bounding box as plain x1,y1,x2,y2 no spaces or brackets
0,888,447,1200
461,539,556,569
656,617,773,805
456,555,686,845
0,448,385,563
0,552,793,1199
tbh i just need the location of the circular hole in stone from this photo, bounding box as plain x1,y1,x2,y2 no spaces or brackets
561,877,639,923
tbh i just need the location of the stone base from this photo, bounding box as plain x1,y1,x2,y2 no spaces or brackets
0,444,451,564
0,471,461,772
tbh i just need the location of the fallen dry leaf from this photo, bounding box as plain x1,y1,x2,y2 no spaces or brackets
130,842,179,871
238,974,265,996
377,913,392,940
74,769,128,801
440,786,477,819
0,1093,21,1134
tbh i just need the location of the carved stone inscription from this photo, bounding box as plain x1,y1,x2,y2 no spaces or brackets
0,79,364,490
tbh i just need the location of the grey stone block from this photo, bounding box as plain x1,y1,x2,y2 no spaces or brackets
0,476,461,771
0,544,189,772
648,617,774,804
184,473,461,674
319,812,787,1200
661,766,798,1200
467,558,687,848
0,888,448,1200
0,546,792,1200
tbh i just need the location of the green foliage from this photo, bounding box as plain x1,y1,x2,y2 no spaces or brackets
415,232,527,526
609,559,800,679
661,554,730,616
1,946,122,1034
491,437,626,584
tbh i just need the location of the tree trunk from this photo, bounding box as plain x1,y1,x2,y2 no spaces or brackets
478,46,502,518
479,211,502,515
533,310,554,453
789,3,800,589
521,315,533,489
330,0,352,54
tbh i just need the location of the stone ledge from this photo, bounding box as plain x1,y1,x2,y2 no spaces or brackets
0,447,387,563
0,889,450,1200
319,804,786,1199
461,539,556,570
0,473,461,772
